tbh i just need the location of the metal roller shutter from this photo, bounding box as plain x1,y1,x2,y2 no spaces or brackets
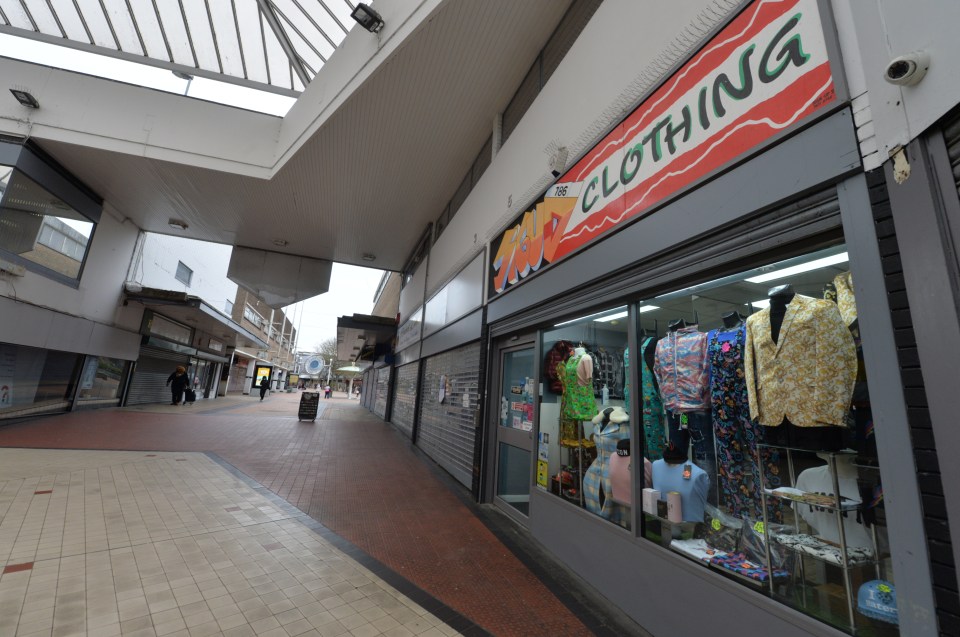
373,366,391,419
390,362,419,440
945,114,960,197
125,347,191,405
417,342,480,488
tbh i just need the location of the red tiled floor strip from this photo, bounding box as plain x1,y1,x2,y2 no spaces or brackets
33,490,52,494
3,562,33,574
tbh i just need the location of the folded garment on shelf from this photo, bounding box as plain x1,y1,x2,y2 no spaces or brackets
709,552,791,582
670,539,728,562
772,533,874,566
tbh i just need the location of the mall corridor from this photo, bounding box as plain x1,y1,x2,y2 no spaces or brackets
0,392,644,637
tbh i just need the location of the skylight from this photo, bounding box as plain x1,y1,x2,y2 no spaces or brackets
0,0,359,112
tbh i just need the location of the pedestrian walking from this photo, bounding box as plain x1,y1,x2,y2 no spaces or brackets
259,376,270,401
166,366,189,405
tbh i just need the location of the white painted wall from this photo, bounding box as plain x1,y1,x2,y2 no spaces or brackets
0,202,143,359
427,0,728,298
133,234,238,315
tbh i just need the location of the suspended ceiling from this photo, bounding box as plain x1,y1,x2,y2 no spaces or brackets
7,0,574,273
0,0,358,95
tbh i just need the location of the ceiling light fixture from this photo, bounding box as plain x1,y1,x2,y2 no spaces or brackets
351,3,384,33
745,252,849,284
273,239,288,247
361,253,376,261
168,219,188,230
594,311,628,323
10,89,39,108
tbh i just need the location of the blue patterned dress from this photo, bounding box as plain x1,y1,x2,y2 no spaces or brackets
707,325,782,522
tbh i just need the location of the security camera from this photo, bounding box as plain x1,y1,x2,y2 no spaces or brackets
883,51,930,86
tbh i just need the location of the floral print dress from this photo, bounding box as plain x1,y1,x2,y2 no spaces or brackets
560,353,597,421
708,325,782,522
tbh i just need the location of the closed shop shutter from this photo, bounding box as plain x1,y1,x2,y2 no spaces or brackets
945,114,960,197
373,366,391,419
126,347,191,405
228,360,251,392
390,362,419,440
417,342,480,488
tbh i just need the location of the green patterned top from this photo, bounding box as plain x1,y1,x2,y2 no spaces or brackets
560,354,596,421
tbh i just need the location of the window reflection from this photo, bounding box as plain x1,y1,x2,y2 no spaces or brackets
0,164,94,279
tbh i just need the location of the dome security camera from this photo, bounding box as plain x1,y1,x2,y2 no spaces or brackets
883,51,930,86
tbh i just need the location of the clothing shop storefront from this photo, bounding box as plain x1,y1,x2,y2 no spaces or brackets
481,1,936,635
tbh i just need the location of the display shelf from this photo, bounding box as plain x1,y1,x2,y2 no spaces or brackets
758,444,882,633
772,536,878,568
764,487,862,512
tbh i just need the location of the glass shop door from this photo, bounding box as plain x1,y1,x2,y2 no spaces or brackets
492,336,537,521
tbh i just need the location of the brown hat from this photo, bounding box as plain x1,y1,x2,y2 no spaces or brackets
176,366,186,373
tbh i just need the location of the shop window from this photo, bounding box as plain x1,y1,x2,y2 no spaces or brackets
0,343,83,419
0,164,94,280
539,305,631,529
633,245,897,635
225,299,234,315
175,261,193,286
76,356,129,403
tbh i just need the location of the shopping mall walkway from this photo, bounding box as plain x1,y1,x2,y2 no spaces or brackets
0,391,646,637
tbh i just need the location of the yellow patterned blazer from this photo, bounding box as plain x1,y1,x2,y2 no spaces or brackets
744,295,857,428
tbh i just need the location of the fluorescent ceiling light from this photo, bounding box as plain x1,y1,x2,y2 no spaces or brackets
555,307,628,327
745,252,849,284
750,299,771,309
594,311,628,323
638,305,660,313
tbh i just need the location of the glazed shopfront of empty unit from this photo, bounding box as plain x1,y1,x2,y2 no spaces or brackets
481,1,936,635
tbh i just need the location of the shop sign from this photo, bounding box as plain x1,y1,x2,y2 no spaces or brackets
208,339,223,352
490,0,836,296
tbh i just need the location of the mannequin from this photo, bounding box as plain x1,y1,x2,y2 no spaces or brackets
721,311,744,329
559,345,597,430
708,311,782,521
654,319,714,492
583,407,631,526
651,437,710,523
767,284,794,343
794,454,872,548
744,282,857,452
667,318,687,332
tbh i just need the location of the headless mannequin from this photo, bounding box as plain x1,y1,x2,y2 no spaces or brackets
767,284,795,343
574,345,586,356
667,318,687,332
722,311,744,329
764,283,842,451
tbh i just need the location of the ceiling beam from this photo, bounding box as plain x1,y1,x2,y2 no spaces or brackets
255,0,312,88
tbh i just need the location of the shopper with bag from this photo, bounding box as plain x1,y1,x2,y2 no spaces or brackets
166,366,190,405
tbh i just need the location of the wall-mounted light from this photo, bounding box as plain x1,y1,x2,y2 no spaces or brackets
273,239,288,247
361,253,376,261
10,89,39,109
351,3,384,33
168,219,188,230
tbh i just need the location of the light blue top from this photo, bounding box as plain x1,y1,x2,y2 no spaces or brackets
651,459,710,522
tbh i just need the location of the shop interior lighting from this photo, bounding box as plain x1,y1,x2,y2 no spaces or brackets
168,218,188,230
555,306,630,327
638,304,659,313
750,299,771,309
10,89,40,108
594,311,628,323
361,253,377,261
745,252,849,284
351,3,384,33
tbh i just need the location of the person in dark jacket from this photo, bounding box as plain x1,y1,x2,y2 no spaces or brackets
166,366,190,405
259,376,270,401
